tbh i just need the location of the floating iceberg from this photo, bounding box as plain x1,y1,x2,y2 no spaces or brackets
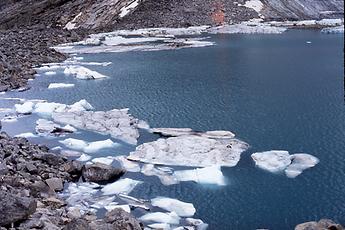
141,164,178,186
151,128,235,139
174,166,226,186
101,178,142,195
139,212,180,225
64,66,107,79
151,197,196,217
48,83,75,89
15,101,34,114
52,108,142,145
148,223,171,229
115,155,141,172
44,71,57,75
128,133,248,167
285,154,319,178
92,156,116,165
60,138,117,153
251,150,319,178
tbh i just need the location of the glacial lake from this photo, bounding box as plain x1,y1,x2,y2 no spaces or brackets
1,30,344,229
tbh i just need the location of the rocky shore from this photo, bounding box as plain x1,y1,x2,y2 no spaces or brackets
0,131,142,229
0,27,88,92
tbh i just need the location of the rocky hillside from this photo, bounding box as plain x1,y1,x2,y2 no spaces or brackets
0,0,343,31
261,0,344,20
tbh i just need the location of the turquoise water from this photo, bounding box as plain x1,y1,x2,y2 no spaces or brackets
1,30,344,229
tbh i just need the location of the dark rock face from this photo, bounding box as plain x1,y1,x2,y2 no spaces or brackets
0,191,37,227
82,162,126,183
295,219,344,230
261,0,344,20
113,0,258,29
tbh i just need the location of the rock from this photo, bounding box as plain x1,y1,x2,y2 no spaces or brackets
45,177,64,191
0,191,37,226
295,219,344,230
82,163,125,183
64,218,91,230
0,161,8,175
65,160,83,179
104,208,142,230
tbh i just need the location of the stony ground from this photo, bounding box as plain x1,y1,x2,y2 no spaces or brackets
0,131,142,229
0,27,88,91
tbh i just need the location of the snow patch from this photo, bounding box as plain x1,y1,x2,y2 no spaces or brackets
119,0,140,18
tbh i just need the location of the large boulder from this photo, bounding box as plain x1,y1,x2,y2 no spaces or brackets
295,219,343,230
82,163,125,183
0,191,37,226
105,208,142,230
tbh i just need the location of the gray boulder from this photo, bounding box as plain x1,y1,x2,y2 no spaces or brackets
82,163,125,183
0,191,37,226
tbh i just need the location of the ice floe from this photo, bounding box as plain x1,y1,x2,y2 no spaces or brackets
139,212,180,225
92,156,116,165
174,166,226,186
15,101,34,114
14,132,38,138
141,164,178,186
44,71,57,76
101,178,142,195
185,218,209,230
35,119,75,136
321,25,344,34
151,128,235,139
76,153,92,161
52,108,143,145
64,66,107,79
48,83,75,89
128,132,249,167
115,155,141,172
251,150,319,178
208,23,287,34
151,197,196,217
60,138,117,153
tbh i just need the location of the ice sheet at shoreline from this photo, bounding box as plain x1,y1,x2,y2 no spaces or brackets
251,150,319,178
128,134,249,167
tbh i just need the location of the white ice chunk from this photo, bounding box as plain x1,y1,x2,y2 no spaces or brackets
14,132,37,138
174,166,226,186
151,197,196,217
44,71,57,76
251,150,291,173
76,153,92,161
285,153,319,178
64,66,107,79
15,101,34,114
141,164,178,186
101,178,142,195
92,156,116,165
128,135,248,167
60,138,117,153
115,156,141,172
251,151,319,178
48,83,75,89
69,99,94,112
148,223,171,229
139,212,180,225
83,139,117,153
186,218,209,230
